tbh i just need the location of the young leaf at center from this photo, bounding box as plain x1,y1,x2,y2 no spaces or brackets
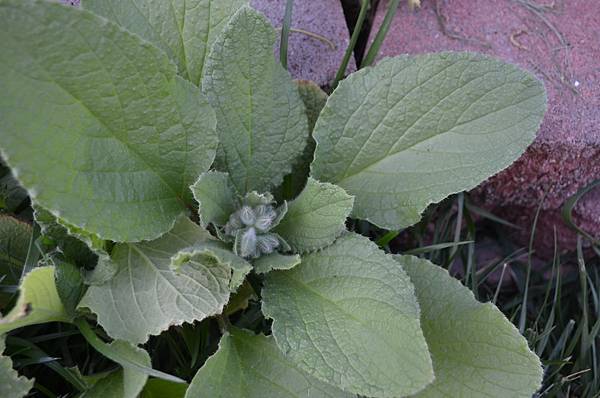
273,177,354,253
202,6,309,193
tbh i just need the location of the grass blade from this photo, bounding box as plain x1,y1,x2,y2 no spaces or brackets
279,0,294,69
561,179,600,245
333,0,369,88
361,0,400,67
403,240,473,255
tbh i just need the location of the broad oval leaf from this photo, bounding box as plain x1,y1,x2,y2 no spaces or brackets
274,177,354,253
203,6,309,193
397,255,543,397
0,266,70,334
0,0,218,242
311,52,546,230
185,328,352,398
262,233,433,397
79,218,239,344
191,171,237,228
0,336,34,398
83,0,247,86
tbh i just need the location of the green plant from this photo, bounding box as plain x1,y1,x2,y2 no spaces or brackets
0,0,548,397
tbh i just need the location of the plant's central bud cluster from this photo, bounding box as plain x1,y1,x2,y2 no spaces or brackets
223,192,288,259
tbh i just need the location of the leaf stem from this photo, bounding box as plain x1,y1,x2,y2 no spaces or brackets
75,318,185,383
333,0,369,89
216,314,232,334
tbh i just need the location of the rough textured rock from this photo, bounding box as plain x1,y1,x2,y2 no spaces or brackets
251,0,356,87
371,0,600,254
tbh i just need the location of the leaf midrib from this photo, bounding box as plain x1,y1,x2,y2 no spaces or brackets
336,75,540,185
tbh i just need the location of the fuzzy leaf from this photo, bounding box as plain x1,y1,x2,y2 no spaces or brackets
82,341,151,398
191,171,237,227
311,52,546,230
34,206,104,269
0,167,28,214
253,253,300,274
203,6,309,193
0,0,218,242
83,0,247,86
0,336,34,398
171,243,252,291
185,328,352,398
397,255,543,397
55,261,86,317
79,218,240,344
0,216,31,290
280,81,329,199
0,267,70,334
296,80,328,132
274,178,354,253
141,379,187,398
262,233,433,397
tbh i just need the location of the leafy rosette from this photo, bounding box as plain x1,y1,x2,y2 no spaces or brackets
0,1,546,397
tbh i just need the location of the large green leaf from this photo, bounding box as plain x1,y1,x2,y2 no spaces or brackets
82,341,150,398
185,328,352,398
311,52,546,230
0,0,217,242
0,336,34,398
83,0,247,86
79,218,243,344
397,255,543,397
202,6,309,193
274,177,353,253
262,233,433,397
0,267,70,334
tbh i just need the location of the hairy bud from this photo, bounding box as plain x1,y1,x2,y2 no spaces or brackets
223,191,289,259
